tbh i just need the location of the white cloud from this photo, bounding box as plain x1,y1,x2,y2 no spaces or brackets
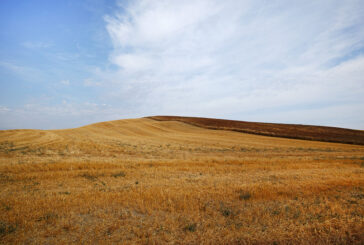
49,52,80,61
0,61,46,81
0,61,36,74
60,80,70,85
2,0,364,130
83,78,102,87
0,106,10,113
97,0,364,128
0,102,125,130
21,41,52,49
111,53,152,72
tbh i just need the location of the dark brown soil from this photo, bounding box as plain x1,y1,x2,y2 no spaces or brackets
148,116,364,145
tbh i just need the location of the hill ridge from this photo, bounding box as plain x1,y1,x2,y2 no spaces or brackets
147,116,364,145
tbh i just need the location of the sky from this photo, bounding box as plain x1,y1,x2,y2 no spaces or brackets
0,0,364,130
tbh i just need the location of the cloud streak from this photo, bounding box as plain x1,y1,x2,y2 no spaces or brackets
1,0,363,129
21,41,52,49
95,0,364,128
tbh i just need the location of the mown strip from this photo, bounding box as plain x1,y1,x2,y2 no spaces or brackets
147,116,364,145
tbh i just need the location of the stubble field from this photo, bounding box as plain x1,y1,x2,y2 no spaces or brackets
0,118,363,244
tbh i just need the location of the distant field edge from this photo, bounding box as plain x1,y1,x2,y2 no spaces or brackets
147,116,364,146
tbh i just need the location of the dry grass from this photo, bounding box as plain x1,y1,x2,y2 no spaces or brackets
0,118,363,244
148,116,364,145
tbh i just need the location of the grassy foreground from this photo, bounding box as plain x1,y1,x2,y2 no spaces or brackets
0,118,363,244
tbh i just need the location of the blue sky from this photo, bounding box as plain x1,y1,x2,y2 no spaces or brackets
1,0,364,130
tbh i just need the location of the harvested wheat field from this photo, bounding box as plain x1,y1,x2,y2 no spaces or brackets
0,117,363,244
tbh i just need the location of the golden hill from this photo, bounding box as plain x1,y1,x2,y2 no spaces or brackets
148,116,364,145
0,118,363,244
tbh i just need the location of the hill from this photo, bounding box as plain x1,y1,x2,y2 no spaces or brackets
0,118,363,244
148,116,364,145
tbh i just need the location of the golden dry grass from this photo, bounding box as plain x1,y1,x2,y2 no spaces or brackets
148,116,364,145
0,118,363,244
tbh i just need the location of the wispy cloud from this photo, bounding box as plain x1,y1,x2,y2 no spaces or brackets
21,41,52,49
51,52,80,61
97,0,364,128
0,61,46,81
0,106,10,113
1,0,363,130
0,101,121,130
83,78,102,87
60,80,70,85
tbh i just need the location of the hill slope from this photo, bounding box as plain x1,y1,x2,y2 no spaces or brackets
1,118,363,244
148,116,364,145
